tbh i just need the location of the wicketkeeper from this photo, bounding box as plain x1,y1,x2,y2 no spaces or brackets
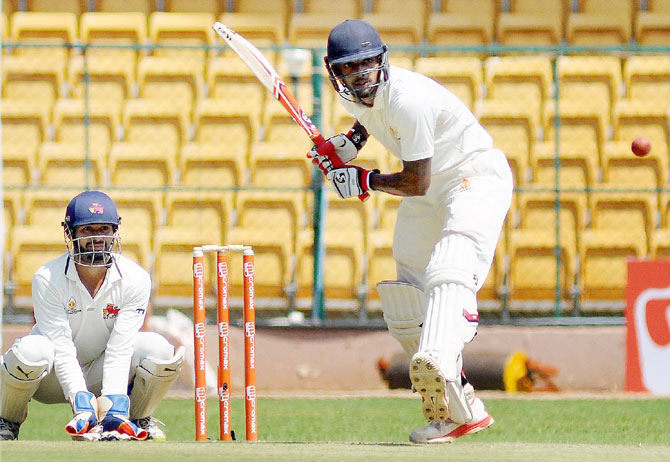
0,190,184,441
309,20,513,443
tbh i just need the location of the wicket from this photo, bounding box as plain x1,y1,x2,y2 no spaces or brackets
192,245,258,442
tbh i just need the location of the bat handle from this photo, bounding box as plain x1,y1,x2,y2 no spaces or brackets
314,136,369,202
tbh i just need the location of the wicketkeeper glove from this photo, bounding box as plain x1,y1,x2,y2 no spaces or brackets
307,127,368,174
98,394,148,440
327,166,379,199
65,390,99,436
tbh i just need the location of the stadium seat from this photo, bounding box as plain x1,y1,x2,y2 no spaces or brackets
601,140,667,189
194,97,257,156
497,0,567,46
26,0,86,14
138,56,203,116
79,12,147,68
566,0,634,45
109,141,176,187
323,189,375,249
3,188,23,255
10,12,78,62
2,55,66,115
148,12,215,69
557,55,623,126
366,228,396,306
122,98,189,153
478,232,506,309
634,0,670,45
2,144,34,186
164,0,222,15
1,12,7,44
23,189,76,234
289,0,361,47
426,0,497,48
475,99,537,186
263,110,314,151
37,141,105,188
543,99,608,161
530,140,599,195
623,55,670,103
95,0,154,15
376,193,401,231
0,100,49,181
248,143,313,188
53,98,120,156
484,55,552,126
179,142,247,188
612,98,670,165
2,1,17,16
68,55,136,105
113,189,164,268
362,0,425,58
10,225,67,298
165,189,233,245
355,137,392,174
414,57,483,110
508,228,576,308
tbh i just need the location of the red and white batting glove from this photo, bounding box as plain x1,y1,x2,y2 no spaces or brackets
327,166,379,199
307,128,368,174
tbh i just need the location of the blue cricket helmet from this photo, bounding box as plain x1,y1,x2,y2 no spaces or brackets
63,190,120,231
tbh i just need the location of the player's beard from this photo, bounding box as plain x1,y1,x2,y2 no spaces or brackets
75,238,114,266
346,70,381,105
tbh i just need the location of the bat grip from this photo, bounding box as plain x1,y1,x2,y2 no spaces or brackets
314,136,370,202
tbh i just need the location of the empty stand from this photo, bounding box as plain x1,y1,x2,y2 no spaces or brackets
601,140,667,189
366,228,396,305
179,142,247,188
79,12,148,68
427,0,497,48
25,0,86,15
219,0,288,56
497,0,566,46
289,0,361,47
138,56,203,116
122,98,189,153
194,97,256,156
2,55,66,115
10,12,78,62
53,98,119,156
23,189,76,233
414,56,483,110
165,189,233,245
624,55,670,104
164,0,222,15
109,141,176,187
566,0,634,45
113,189,164,268
68,55,135,105
95,0,154,15
612,98,670,165
248,143,313,188
148,12,215,69
530,140,599,194
37,142,104,188
0,100,49,183
362,0,425,56
635,0,670,45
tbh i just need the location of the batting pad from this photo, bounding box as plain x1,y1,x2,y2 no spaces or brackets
377,281,426,357
129,346,185,420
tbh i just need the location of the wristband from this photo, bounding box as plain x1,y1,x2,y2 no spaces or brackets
346,127,368,151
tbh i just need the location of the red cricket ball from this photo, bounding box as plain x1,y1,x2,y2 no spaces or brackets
631,137,652,157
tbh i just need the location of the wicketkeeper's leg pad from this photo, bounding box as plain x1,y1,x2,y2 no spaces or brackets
377,281,426,358
129,344,185,420
0,335,54,423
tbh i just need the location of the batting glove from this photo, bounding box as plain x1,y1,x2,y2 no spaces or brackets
98,394,148,440
65,391,99,436
307,129,367,174
327,166,379,199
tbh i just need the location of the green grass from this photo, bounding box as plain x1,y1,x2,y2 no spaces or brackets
3,396,670,462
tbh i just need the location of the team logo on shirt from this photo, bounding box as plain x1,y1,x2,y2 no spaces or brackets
460,178,471,191
103,303,120,319
389,126,400,140
65,297,81,315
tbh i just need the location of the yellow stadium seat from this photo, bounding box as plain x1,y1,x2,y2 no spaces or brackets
165,190,233,245
37,142,104,188
566,0,633,45
109,141,176,187
557,55,622,126
377,193,401,231
207,57,266,129
497,0,566,46
2,55,66,115
323,189,375,250
612,98,670,164
427,0,497,48
634,0,670,45
68,55,135,104
262,110,314,151
23,189,76,233
96,0,154,15
122,98,189,153
226,226,295,303
26,0,86,14
138,56,203,116
148,12,215,68
289,0,361,47
164,0,222,15
484,55,552,125
0,100,49,180
3,1,18,15
248,143,313,187
194,97,256,157
79,12,147,67
652,228,670,259
478,232,505,309
530,140,599,194
236,190,305,252
601,140,667,189
355,138,391,173
508,229,576,308
366,229,396,306
414,57,483,110
475,99,537,186
218,13,285,54
179,142,247,188
362,0,425,57
10,225,67,298
1,12,7,43
10,12,78,61
543,99,608,161
2,146,34,186
113,189,164,268
623,55,670,103
53,98,120,156
3,189,23,256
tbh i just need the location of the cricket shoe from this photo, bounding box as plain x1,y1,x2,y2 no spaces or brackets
132,417,166,441
0,417,20,440
409,397,494,444
409,352,450,422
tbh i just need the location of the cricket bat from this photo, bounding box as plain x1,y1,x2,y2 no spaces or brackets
212,22,369,201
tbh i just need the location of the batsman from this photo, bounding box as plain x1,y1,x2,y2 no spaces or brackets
309,20,513,443
0,191,184,441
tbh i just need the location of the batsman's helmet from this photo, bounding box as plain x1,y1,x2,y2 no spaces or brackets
62,191,121,266
324,19,389,103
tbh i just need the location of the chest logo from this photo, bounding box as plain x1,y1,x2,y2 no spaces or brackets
103,303,120,319
65,297,81,315
389,126,400,140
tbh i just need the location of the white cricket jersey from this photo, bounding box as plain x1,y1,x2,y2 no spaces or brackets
31,253,150,402
340,66,494,174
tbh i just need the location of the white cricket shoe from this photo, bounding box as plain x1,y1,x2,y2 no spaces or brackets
133,417,166,441
409,397,494,444
409,352,450,421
